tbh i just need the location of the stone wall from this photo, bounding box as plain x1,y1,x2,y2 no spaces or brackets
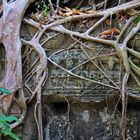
1,2,140,138
20,20,140,139
21,96,140,140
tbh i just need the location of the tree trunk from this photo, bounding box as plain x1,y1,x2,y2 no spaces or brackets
0,0,33,113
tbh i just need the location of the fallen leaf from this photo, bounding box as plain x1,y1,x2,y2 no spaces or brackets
99,28,120,36
58,7,97,16
72,8,85,15
63,11,73,16
127,9,138,16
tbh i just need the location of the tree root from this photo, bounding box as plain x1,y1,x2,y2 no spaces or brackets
1,0,140,140
121,72,129,140
23,1,140,138
10,89,27,129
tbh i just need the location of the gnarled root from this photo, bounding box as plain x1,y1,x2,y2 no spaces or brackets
10,88,27,129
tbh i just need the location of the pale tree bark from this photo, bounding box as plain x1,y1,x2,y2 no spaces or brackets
0,1,45,139
0,0,35,136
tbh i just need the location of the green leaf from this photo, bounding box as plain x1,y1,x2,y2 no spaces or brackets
0,114,18,123
2,127,11,136
0,113,20,140
2,128,20,140
4,116,18,122
9,132,20,140
0,88,11,94
133,15,140,25
0,114,5,122
0,122,10,129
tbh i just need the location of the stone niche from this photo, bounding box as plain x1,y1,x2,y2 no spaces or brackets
42,100,140,140
22,96,140,140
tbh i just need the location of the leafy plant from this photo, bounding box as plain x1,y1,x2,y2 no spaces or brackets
42,2,50,16
0,87,11,95
35,0,50,16
0,114,20,140
0,88,20,140
133,15,140,25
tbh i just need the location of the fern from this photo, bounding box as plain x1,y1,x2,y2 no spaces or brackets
2,127,20,140
0,88,11,94
0,114,20,140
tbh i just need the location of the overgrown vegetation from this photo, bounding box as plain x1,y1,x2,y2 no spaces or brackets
0,88,20,140
0,114,20,140
0,0,140,140
31,0,50,23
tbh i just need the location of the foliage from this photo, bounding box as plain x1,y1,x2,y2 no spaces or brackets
133,15,140,25
0,88,11,95
0,114,20,140
0,88,20,140
35,0,50,16
42,2,50,16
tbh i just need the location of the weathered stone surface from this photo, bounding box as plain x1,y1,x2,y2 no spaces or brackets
41,32,65,50
43,43,120,102
42,100,138,140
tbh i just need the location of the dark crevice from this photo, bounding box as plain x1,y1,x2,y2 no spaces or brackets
0,43,5,82
51,102,68,115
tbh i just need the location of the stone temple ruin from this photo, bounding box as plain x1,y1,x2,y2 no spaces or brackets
21,19,140,140
1,0,140,140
